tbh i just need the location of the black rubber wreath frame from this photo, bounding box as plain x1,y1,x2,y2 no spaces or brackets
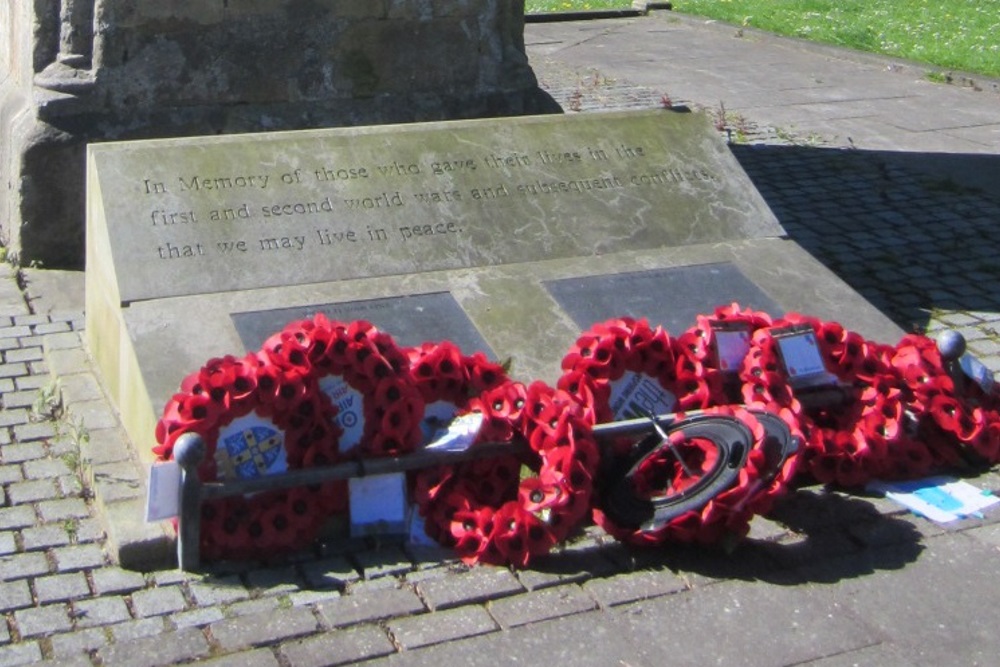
599,411,796,532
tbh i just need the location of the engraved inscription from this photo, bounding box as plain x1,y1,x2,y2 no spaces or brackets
135,142,719,263
90,111,784,302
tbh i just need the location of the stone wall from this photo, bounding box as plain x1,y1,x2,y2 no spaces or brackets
0,0,557,268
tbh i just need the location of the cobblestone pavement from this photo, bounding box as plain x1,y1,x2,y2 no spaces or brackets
3,12,1000,667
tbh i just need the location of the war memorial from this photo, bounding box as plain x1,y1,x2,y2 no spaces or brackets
2,2,1000,665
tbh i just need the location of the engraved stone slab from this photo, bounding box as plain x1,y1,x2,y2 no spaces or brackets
231,292,494,355
545,263,782,334
86,110,784,306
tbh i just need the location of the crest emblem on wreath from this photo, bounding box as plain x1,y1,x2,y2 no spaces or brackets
217,426,285,479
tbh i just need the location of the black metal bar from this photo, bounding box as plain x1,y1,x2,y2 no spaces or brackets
173,433,206,571
199,438,529,501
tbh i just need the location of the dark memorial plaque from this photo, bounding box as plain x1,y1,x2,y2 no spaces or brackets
545,263,782,333
232,292,494,356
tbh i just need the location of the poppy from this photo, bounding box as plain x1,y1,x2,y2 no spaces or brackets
518,476,569,513
465,352,507,394
488,504,533,568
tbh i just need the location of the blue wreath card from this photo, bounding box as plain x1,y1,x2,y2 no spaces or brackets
868,476,1000,523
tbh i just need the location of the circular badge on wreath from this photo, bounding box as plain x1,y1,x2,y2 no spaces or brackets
154,351,340,561
262,317,425,459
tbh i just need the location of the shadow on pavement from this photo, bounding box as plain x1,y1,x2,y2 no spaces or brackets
593,488,925,585
732,144,1000,335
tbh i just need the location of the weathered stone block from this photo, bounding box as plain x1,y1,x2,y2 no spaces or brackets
1,0,553,267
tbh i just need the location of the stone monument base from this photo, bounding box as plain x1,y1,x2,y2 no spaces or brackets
82,110,902,567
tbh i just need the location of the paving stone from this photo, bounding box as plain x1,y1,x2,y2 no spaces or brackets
280,625,395,667
0,465,23,485
7,479,60,505
0,532,15,556
40,333,83,353
79,427,132,465
210,607,319,652
14,603,74,638
57,474,84,497
22,458,72,480
197,648,282,667
354,546,413,580
73,517,105,543
389,605,498,649
14,421,56,442
288,588,342,607
0,390,38,408
13,314,49,327
415,567,524,611
34,321,71,335
798,642,914,667
0,408,30,427
582,569,688,608
170,605,227,629
98,627,211,667
0,580,34,612
131,586,188,617
0,363,28,380
0,551,51,580
317,585,425,628
225,597,280,618
487,585,597,629
58,373,104,405
299,556,358,589
36,498,90,523
91,567,147,596
0,641,43,667
27,361,49,375
72,596,132,628
64,399,118,432
245,565,301,595
34,572,91,603
14,375,49,391
48,625,108,659
515,544,619,591
2,348,43,366
91,461,144,503
108,617,168,643
189,575,250,606
150,569,193,587
52,543,106,571
21,523,73,551
0,442,46,464
45,348,89,377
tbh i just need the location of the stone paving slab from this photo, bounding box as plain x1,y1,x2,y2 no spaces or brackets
280,625,395,667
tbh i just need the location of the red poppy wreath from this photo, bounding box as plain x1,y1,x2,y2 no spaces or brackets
679,303,801,514
593,405,792,547
741,313,932,488
558,316,731,428
261,316,425,460
410,343,599,567
154,351,341,561
891,333,1000,468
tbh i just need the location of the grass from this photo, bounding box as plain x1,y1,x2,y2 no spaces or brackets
525,1,1000,79
527,1,633,12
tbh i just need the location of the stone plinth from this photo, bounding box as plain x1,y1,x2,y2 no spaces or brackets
85,110,902,480
1,0,554,267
